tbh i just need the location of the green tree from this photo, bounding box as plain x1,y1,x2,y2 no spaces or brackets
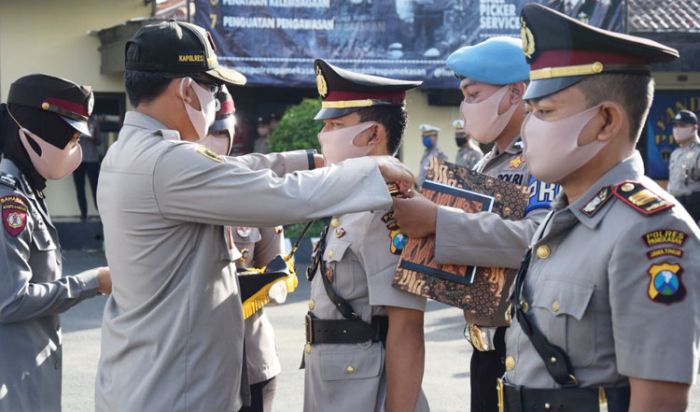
269,98,326,240
269,98,322,153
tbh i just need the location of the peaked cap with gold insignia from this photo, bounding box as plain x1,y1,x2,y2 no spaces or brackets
520,4,679,100
313,59,422,120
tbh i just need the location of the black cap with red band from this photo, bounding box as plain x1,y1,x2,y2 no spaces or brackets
314,59,422,120
520,4,679,100
7,74,94,136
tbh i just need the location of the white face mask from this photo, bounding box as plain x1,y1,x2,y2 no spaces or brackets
317,122,376,164
673,126,696,143
180,77,218,140
18,128,83,180
460,86,518,144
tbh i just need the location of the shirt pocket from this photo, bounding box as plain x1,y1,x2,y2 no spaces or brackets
319,343,383,381
531,279,596,367
30,225,59,281
324,239,358,298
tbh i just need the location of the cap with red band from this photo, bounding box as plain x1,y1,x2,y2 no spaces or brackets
7,74,94,136
520,4,679,100
314,59,422,120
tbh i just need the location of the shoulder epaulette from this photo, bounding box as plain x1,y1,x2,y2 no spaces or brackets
0,173,17,190
612,180,674,216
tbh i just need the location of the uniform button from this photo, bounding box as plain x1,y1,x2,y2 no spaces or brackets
330,218,340,228
544,402,551,410
551,300,560,313
335,228,346,238
305,343,312,354
520,299,529,314
536,244,551,259
345,365,355,374
308,300,316,310
327,250,334,259
241,248,250,259
621,182,635,192
505,356,516,370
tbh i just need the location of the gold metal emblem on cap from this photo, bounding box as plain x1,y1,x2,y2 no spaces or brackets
41,102,50,110
520,18,535,59
316,67,328,98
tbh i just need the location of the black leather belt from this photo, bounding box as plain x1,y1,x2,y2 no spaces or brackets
500,380,630,412
305,313,388,345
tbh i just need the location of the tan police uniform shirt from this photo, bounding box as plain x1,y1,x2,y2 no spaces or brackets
505,153,700,388
0,159,101,412
303,210,430,412
455,145,483,170
233,226,283,385
417,146,448,188
667,139,700,197
95,112,393,412
435,137,557,269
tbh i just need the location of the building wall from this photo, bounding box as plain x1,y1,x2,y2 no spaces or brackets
0,0,150,217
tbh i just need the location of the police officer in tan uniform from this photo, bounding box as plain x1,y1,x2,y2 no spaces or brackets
453,119,483,169
501,5,699,411
667,109,700,222
393,37,559,412
95,22,414,412
0,74,111,411
417,124,448,188
203,89,282,412
303,59,429,412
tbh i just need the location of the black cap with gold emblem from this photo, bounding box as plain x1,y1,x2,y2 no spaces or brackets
126,20,246,86
314,59,422,120
7,74,94,136
520,4,679,100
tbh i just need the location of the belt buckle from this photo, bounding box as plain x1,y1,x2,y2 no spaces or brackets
468,324,487,352
305,313,314,344
496,378,505,412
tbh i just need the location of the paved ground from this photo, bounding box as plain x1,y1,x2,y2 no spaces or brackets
60,251,700,411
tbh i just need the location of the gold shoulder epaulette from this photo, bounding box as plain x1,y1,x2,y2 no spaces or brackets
612,180,673,216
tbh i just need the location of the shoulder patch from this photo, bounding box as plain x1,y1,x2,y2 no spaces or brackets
383,210,406,255
646,247,684,260
196,145,224,163
580,186,613,217
642,229,688,247
1,195,28,237
647,262,686,305
612,180,673,216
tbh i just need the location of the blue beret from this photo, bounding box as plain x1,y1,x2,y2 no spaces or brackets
446,37,529,85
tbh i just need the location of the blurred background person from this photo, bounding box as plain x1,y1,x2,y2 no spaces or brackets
253,116,271,154
668,109,700,224
72,116,102,221
417,123,447,187
453,119,482,169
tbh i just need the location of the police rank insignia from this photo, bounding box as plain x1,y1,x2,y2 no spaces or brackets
508,156,524,170
613,180,673,215
647,262,686,304
581,186,612,217
1,195,28,237
196,145,224,163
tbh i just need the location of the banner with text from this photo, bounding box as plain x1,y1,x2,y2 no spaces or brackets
196,0,624,88
645,90,700,179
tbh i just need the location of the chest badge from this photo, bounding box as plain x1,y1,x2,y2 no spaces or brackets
647,262,685,305
236,226,252,238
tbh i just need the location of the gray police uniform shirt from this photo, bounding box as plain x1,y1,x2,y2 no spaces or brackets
233,226,283,385
455,145,483,170
435,137,558,269
417,146,448,188
303,211,430,412
0,159,101,412
505,153,700,388
667,139,700,197
95,112,393,412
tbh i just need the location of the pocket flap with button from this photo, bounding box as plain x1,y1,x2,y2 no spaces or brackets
531,279,595,320
319,344,382,381
323,239,352,263
32,227,57,251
